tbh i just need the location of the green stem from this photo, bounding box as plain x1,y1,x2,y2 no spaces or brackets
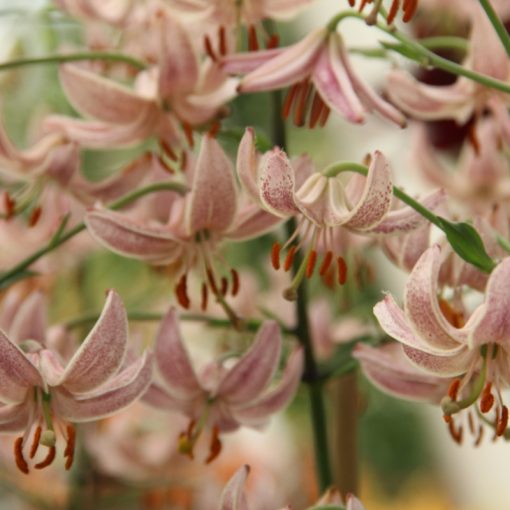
0,181,187,288
328,10,510,95
478,0,510,58
0,52,147,72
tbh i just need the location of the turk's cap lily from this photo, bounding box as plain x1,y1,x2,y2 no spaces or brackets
0,289,153,473
227,27,405,127
219,464,365,510
143,309,303,461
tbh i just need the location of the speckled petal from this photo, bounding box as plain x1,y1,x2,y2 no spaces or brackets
219,465,250,510
402,344,473,377
236,128,261,203
9,292,47,345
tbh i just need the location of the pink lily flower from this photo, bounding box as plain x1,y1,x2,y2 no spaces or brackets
371,245,510,444
0,289,153,474
238,128,443,297
219,464,365,510
45,14,238,150
225,27,406,127
85,134,280,314
386,10,510,139
143,309,304,463
54,0,135,25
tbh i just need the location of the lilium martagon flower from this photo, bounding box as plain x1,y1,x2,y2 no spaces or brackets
85,134,281,324
222,22,406,129
143,309,304,464
238,127,445,300
0,289,153,474
369,245,510,444
219,464,365,510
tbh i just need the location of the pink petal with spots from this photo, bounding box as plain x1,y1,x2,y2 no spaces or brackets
0,330,42,404
142,383,198,417
218,321,281,403
402,344,473,377
53,351,153,422
259,148,300,217
59,290,127,394
155,309,202,400
9,291,47,345
236,128,261,203
353,343,449,403
85,210,185,264
187,135,237,234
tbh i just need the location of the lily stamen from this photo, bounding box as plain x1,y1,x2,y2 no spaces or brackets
14,437,29,474
29,425,42,459
34,446,56,470
64,425,76,470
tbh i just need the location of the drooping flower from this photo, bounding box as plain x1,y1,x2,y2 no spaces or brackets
219,464,365,510
346,0,419,24
237,127,444,298
370,245,510,444
0,290,153,473
85,134,280,317
224,26,406,128
143,309,304,463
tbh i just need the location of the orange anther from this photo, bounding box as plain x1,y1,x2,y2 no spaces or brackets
282,84,300,120
175,275,190,309
64,425,76,470
387,0,400,24
306,250,318,278
271,242,281,270
182,122,194,148
34,446,56,469
402,0,418,22
205,426,222,464
319,106,331,127
309,92,325,129
29,426,42,459
497,405,508,437
208,121,221,138
448,379,461,401
4,192,15,219
220,277,228,296
160,138,178,161
201,283,208,311
293,80,311,127
319,251,333,276
218,26,227,56
480,383,494,413
284,246,297,272
337,256,348,285
248,25,259,51
266,34,279,49
231,269,240,296
204,35,217,61
14,437,29,474
474,425,484,447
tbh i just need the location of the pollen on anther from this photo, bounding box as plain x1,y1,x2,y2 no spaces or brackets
14,437,29,474
64,425,76,470
175,275,191,309
402,0,418,22
480,383,494,413
496,405,509,437
266,34,279,49
387,0,400,23
30,426,42,459
205,426,222,464
306,250,318,278
34,446,56,470
284,246,297,272
248,25,259,51
29,207,42,227
231,269,240,296
220,277,228,296
218,26,227,56
282,84,300,120
337,256,348,285
474,424,484,447
271,242,281,270
204,35,217,61
319,251,333,276
448,379,461,401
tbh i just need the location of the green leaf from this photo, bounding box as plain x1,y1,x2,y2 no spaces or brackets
436,217,496,273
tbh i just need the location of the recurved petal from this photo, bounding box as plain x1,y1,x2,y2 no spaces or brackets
236,128,261,203
187,135,237,233
59,65,153,124
259,148,300,217
239,28,326,93
226,203,282,241
404,245,467,349
217,321,282,403
142,383,198,416
219,465,250,510
230,347,303,427
53,351,153,422
372,189,446,234
155,309,202,400
158,14,199,100
221,48,284,75
8,291,47,345
343,151,393,230
0,330,42,404
467,257,510,349
85,209,185,264
58,290,127,393
385,70,474,123
353,343,449,403
312,35,364,123
402,344,473,377
0,402,31,432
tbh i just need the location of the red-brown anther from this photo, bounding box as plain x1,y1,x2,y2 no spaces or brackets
248,25,259,51
496,405,509,437
322,266,335,288
282,83,301,120
34,446,56,469
474,425,484,447
201,283,208,311
175,275,191,309
448,378,461,401
266,34,279,49
218,26,227,56
348,0,355,6
468,411,475,435
318,106,331,127
160,139,178,161
206,268,219,295
442,414,452,424
271,242,281,270
402,0,418,22
157,155,175,174
480,383,495,413
284,246,297,271
220,277,228,296
387,0,400,24
29,206,42,227
208,121,221,138
319,251,333,276
204,35,218,61
64,425,76,470
337,256,348,285
14,437,29,474
309,92,326,128
29,426,42,459
180,151,188,172
294,80,311,127
306,250,318,278
4,192,15,219
205,426,222,464
448,420,463,445
182,123,194,148
230,269,240,296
